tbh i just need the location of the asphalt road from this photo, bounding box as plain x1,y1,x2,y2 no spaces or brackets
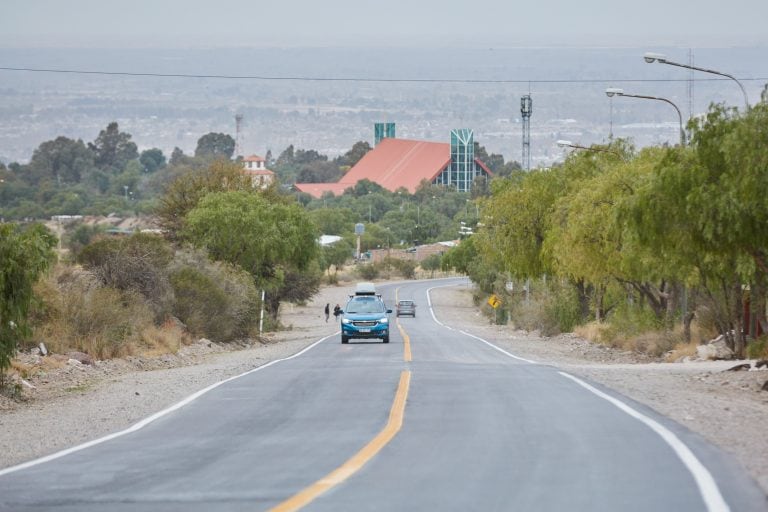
0,278,765,511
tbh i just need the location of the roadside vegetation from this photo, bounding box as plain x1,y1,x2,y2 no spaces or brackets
442,102,768,359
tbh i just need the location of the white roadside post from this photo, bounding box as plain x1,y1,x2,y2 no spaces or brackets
259,289,266,336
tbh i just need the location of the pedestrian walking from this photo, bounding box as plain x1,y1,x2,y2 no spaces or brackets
333,304,341,320
324,303,330,322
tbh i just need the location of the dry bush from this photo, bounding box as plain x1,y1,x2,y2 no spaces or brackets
32,267,154,359
77,233,175,321
665,340,700,362
574,321,611,343
139,320,191,357
623,331,679,357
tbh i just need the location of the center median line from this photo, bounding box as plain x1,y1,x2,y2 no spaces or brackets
397,321,412,362
270,370,412,512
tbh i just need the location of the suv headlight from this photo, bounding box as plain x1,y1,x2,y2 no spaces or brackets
379,317,388,324
341,318,351,324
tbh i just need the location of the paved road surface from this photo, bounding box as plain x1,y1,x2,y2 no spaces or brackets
1,279,765,511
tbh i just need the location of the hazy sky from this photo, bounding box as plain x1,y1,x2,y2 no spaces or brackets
2,0,767,48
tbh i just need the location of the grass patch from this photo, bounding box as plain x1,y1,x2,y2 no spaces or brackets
746,336,768,359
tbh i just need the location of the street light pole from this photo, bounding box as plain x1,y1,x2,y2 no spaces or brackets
556,140,621,157
606,88,686,146
643,52,749,110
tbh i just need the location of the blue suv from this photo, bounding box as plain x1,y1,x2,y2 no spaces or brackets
340,295,392,344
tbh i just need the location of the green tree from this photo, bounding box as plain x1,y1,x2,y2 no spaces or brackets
336,141,371,168
27,136,96,187
320,239,353,281
155,159,255,239
194,133,235,160
0,223,57,381
139,148,167,173
89,122,139,173
184,191,319,317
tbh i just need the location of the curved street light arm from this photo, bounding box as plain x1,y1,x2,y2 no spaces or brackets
650,58,749,110
617,92,686,146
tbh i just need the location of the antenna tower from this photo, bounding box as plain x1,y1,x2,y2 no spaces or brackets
234,113,244,158
521,95,532,171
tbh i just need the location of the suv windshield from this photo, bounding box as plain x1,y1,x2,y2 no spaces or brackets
345,297,386,314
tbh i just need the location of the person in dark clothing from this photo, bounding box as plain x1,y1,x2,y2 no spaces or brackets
324,303,330,322
333,304,342,320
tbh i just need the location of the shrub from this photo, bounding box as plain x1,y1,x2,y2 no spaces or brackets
32,267,154,359
747,336,768,359
506,279,582,336
357,263,379,280
77,233,174,320
169,249,260,342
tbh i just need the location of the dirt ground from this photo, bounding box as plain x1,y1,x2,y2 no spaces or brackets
1,280,767,496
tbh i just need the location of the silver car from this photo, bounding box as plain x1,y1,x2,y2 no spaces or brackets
396,299,416,317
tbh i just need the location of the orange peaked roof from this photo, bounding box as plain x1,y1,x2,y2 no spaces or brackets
295,138,452,198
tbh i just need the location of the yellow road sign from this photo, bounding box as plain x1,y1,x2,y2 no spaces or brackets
487,294,502,309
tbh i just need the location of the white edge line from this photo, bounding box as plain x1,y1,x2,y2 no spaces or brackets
457,330,538,364
558,371,730,512
426,281,536,364
0,333,336,477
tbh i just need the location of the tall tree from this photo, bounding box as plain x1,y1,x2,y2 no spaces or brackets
194,133,235,160
27,136,95,186
89,122,138,173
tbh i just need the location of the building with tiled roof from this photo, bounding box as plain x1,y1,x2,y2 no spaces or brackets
242,154,275,189
295,126,491,198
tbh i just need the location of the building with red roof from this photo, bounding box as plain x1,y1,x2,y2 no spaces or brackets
242,154,275,189
295,126,491,198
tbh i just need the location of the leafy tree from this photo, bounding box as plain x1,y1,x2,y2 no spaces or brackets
421,253,442,277
442,236,478,275
0,223,57,382
194,132,235,159
89,122,139,173
183,191,319,317
296,161,342,183
139,148,166,173
320,238,354,280
336,141,371,168
308,207,356,235
27,136,95,186
155,159,254,239
169,147,189,166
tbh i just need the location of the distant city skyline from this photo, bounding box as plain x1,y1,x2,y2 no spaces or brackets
2,0,768,48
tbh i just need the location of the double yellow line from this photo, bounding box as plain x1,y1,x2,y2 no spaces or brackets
270,287,413,511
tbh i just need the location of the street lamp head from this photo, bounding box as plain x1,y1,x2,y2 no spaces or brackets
556,140,573,147
643,52,667,64
605,87,624,98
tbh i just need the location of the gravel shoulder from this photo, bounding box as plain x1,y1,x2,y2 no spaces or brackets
2,280,767,496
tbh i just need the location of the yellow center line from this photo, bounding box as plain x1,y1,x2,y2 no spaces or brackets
398,322,412,362
269,370,412,512
394,286,412,362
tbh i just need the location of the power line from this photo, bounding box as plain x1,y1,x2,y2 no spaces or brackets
0,66,766,84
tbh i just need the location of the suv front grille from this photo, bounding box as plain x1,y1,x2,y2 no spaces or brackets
353,321,377,327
